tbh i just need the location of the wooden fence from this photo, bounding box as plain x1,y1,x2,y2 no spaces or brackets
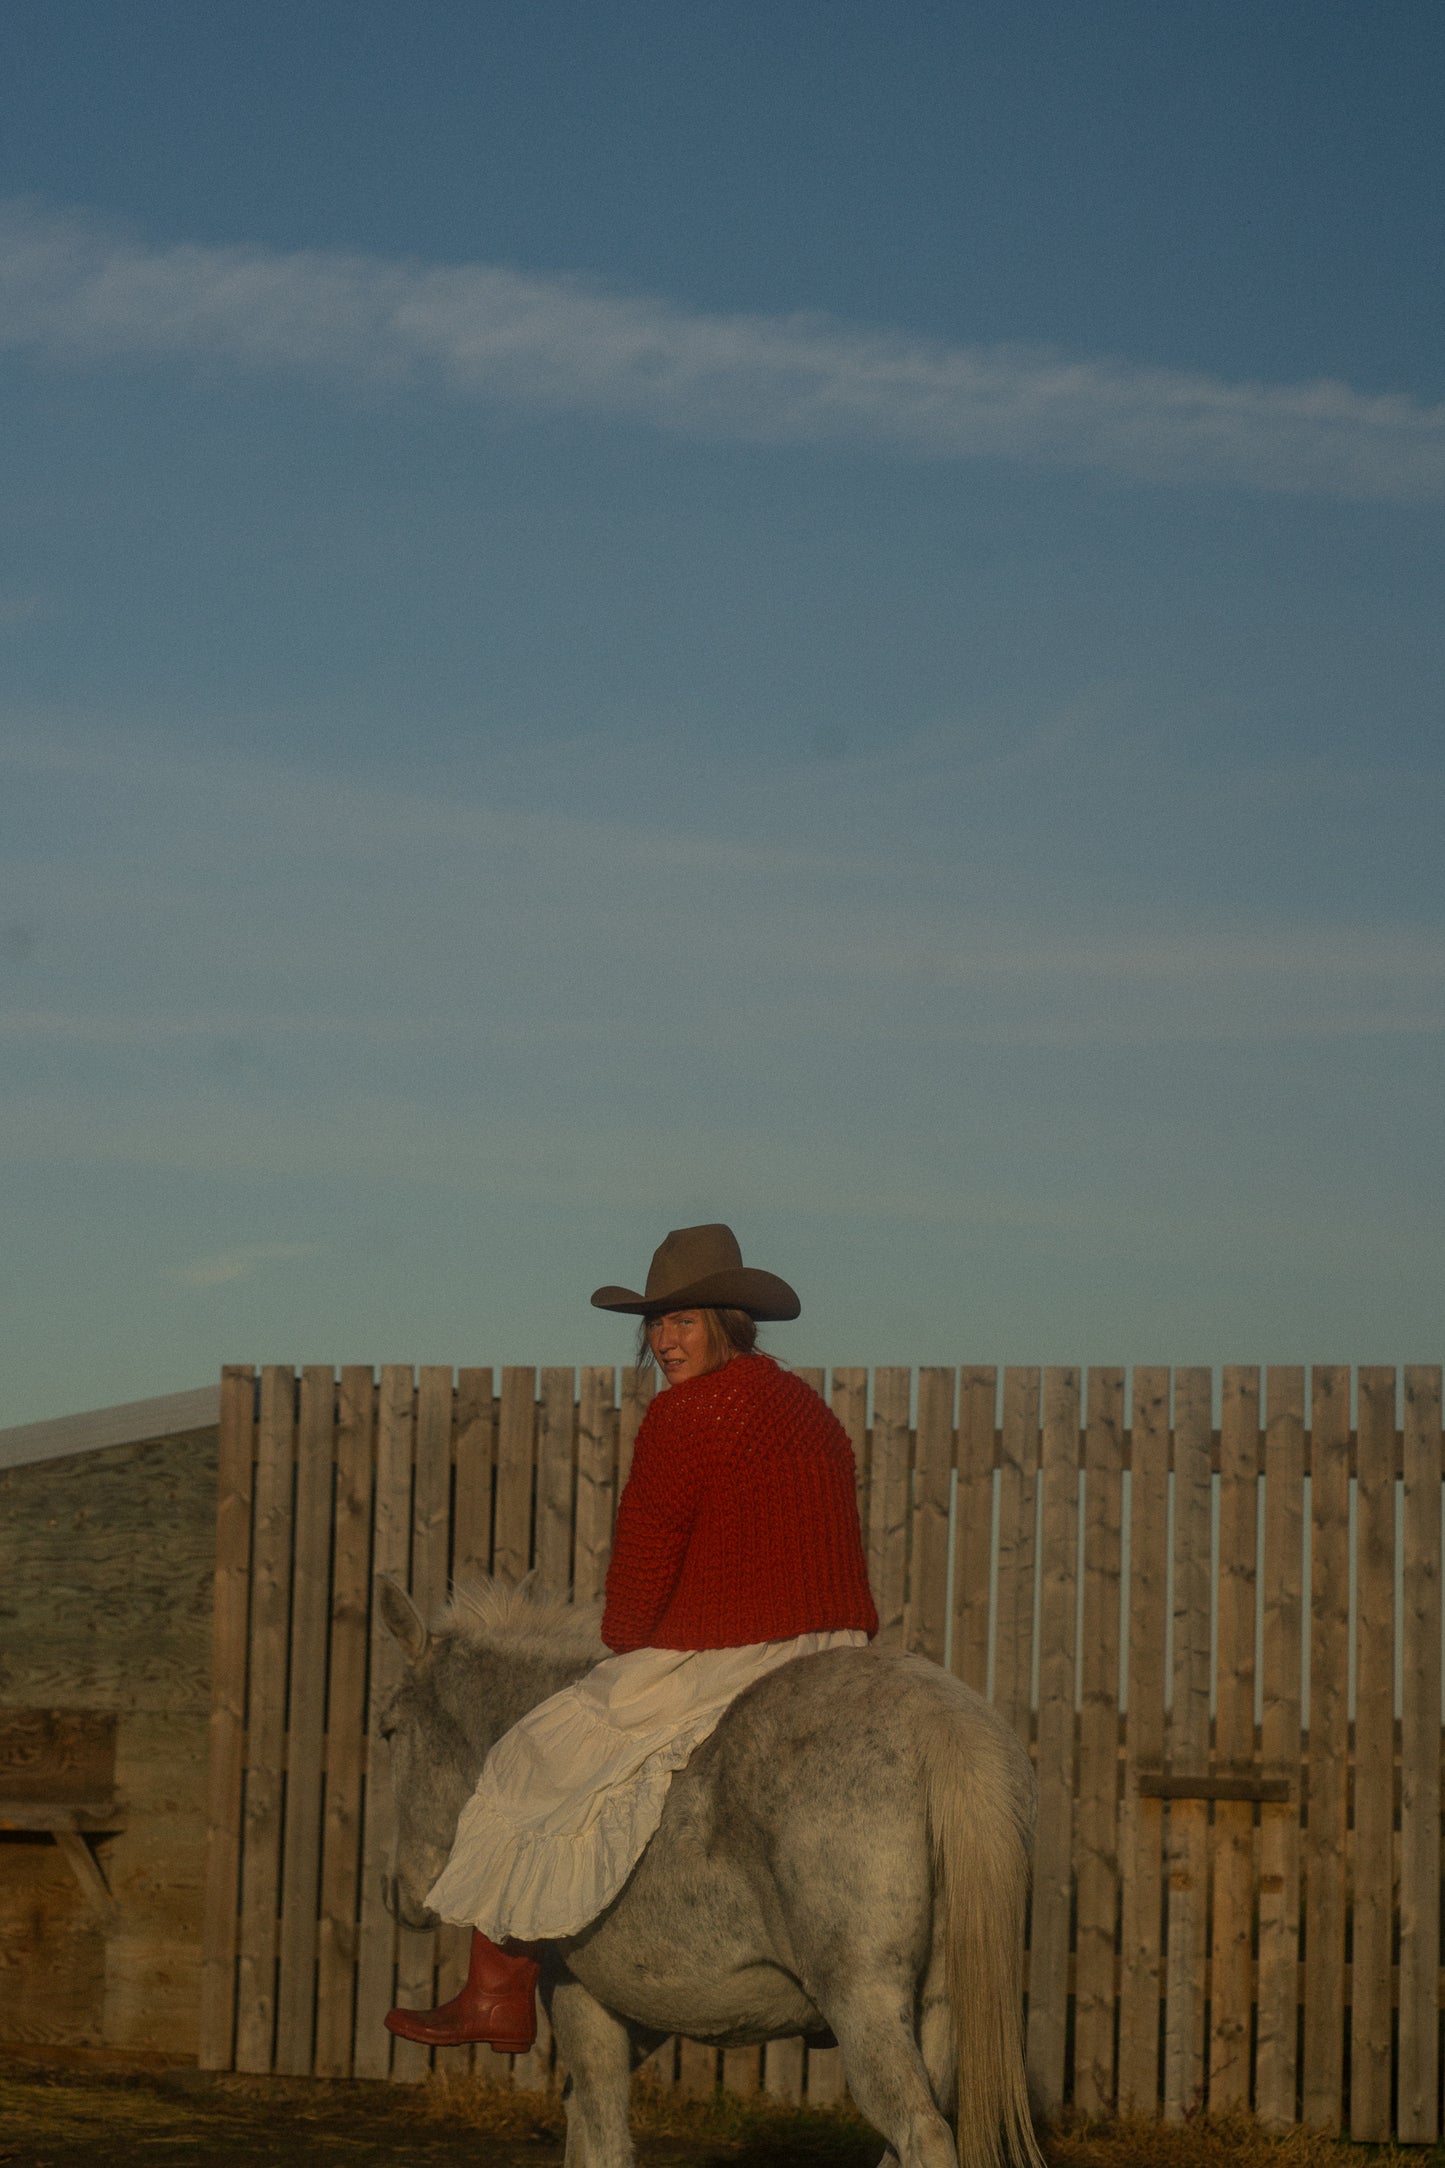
198,1363,1445,2140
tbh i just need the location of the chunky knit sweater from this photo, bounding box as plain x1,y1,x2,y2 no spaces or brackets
601,1353,879,1653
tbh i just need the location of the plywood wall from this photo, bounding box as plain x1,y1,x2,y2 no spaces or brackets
0,1427,217,2061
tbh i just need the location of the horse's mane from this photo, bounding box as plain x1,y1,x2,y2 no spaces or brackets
442,1575,605,1664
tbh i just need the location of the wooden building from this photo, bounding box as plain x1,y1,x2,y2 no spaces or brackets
0,1389,220,2062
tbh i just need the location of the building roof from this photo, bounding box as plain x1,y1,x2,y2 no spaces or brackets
0,1386,220,1472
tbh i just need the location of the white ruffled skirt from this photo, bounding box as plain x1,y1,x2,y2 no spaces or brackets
426,1628,868,1942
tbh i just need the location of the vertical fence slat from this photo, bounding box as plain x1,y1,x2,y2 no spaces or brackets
869,1368,912,1647
393,1367,439,2084
536,1368,577,1597
797,1370,844,2108
1302,1364,1350,2131
909,1369,955,1662
234,1366,296,2072
574,1368,618,1604
615,1372,661,2088
199,1366,257,2070
274,1366,335,2074
314,1365,374,2078
494,1369,537,1587
1350,1366,1397,2139
1210,1366,1259,2113
789,1369,842,2107
722,2045,761,2098
1026,1367,1079,2116
994,1368,1039,1745
518,1368,568,2099
1164,1367,1211,2121
831,1366,869,1535
763,2038,805,2103
1256,1366,1304,2130
1118,1365,1169,2116
388,1368,453,2070
617,1366,654,1491
412,1368,452,1622
1398,1364,1443,2143
1073,1366,1123,2116
446,1365,503,2080
678,2041,719,2097
953,1368,996,1698
453,1368,496,1585
352,1365,414,2080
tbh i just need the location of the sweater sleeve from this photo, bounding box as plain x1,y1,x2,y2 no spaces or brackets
600,1402,707,1653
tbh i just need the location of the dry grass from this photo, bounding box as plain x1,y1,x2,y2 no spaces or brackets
1045,2110,1439,2168
3,2058,1443,2167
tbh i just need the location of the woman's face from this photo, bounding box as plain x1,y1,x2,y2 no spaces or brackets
648,1310,721,1386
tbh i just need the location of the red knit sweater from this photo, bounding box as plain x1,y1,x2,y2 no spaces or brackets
601,1354,879,1653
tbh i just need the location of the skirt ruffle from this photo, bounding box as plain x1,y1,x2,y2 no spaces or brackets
425,1628,867,1941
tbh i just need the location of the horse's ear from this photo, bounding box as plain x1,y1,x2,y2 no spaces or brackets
376,1575,429,1666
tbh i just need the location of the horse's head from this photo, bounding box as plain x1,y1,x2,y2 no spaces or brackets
375,1574,604,1929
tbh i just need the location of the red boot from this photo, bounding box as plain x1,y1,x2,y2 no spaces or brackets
385,1930,541,2051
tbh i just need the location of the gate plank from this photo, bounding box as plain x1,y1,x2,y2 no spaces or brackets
574,1369,618,1604
1117,1365,1169,2116
452,1368,496,1586
1209,1367,1259,2112
389,1368,453,2072
1073,1367,1123,2117
1255,1367,1304,2130
199,1366,257,2070
1398,1365,1443,2143
234,1367,296,2072
1350,1368,1397,2139
910,1369,955,1662
1026,1368,1079,2116
617,1366,654,1491
993,1369,1039,1745
1301,1365,1350,2131
952,1368,996,1698
353,1366,414,2080
869,1369,912,1647
494,1369,537,1588
315,1366,375,2077
763,2037,804,2103
1164,1368,1211,2121
274,1367,335,2074
536,1368,576,1597
830,1366,869,1532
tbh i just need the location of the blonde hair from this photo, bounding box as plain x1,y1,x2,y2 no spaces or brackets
635,1306,758,1374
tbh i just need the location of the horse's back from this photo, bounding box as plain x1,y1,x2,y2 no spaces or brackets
700,1643,1010,1801
665,1645,1022,1912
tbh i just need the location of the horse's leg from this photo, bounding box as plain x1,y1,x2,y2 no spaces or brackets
547,1973,637,2168
827,1982,958,2168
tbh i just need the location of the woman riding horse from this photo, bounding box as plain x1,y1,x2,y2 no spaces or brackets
385,1221,879,2052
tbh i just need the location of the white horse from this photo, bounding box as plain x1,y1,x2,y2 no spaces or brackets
378,1577,1044,2168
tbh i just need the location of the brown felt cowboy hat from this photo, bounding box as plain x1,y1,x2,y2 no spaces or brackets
590,1223,801,1321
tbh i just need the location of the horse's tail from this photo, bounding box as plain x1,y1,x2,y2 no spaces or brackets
922,1698,1045,2168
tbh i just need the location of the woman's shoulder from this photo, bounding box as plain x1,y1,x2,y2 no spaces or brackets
641,1352,782,1429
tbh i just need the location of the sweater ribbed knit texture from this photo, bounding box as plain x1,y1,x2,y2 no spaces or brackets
601,1353,879,1654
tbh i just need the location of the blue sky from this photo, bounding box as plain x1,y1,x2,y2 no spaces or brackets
3,2,1443,1425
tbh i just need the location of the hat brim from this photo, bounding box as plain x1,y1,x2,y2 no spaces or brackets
590,1267,801,1322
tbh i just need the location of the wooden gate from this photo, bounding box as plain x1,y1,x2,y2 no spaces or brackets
198,1362,1445,2139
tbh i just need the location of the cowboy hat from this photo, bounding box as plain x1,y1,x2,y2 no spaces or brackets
590,1223,801,1321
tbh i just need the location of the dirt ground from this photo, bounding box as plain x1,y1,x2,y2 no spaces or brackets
1,2060,1441,2168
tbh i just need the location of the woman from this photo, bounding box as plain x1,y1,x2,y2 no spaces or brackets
386,1222,878,2052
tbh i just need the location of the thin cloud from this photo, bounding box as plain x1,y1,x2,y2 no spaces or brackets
175,1243,319,1289
2,199,1442,502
